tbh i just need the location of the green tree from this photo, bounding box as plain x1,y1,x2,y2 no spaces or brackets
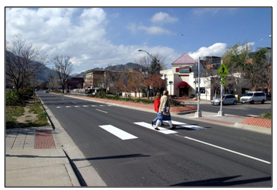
222,42,252,72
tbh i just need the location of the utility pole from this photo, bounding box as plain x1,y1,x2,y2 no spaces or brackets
194,57,202,117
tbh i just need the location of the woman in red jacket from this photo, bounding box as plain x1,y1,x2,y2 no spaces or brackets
151,92,163,130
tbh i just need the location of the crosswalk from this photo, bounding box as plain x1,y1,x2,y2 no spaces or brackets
98,120,205,141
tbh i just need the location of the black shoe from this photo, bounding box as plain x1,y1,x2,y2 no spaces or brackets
151,121,154,126
170,125,176,129
155,127,160,130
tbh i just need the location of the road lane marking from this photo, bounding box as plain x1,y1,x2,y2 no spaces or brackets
66,106,71,108
96,109,108,114
134,122,177,134
57,106,62,108
171,120,205,130
247,114,259,117
181,136,271,164
99,125,138,140
91,105,97,107
75,106,80,107
83,105,89,107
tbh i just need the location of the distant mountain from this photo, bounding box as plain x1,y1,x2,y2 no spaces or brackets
105,62,144,71
73,62,144,79
6,50,54,82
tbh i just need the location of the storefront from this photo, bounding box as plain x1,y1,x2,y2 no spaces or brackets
160,53,213,100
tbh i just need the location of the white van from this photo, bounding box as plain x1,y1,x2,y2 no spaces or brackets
240,91,267,104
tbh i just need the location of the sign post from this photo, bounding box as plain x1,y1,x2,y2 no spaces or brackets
191,58,205,118
217,60,229,116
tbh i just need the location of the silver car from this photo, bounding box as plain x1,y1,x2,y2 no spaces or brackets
211,94,238,106
240,91,267,104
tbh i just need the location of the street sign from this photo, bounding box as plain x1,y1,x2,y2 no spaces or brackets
191,62,205,78
217,63,229,79
221,80,226,85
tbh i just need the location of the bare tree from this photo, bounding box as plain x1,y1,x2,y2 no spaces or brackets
245,47,270,91
6,35,48,92
135,52,167,98
52,55,73,93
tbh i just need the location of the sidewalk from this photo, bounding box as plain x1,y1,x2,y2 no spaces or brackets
5,126,80,187
5,93,271,187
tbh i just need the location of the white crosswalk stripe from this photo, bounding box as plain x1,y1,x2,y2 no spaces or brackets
97,120,205,141
171,120,205,130
134,122,177,134
247,114,259,117
99,125,138,140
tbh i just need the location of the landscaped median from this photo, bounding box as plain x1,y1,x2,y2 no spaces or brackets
169,106,197,113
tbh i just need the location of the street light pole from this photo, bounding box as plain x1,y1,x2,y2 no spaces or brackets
138,49,157,61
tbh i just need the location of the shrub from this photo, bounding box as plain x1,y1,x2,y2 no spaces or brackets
6,90,18,106
260,112,271,120
169,98,183,106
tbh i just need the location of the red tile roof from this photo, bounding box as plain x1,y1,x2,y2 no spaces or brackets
172,53,196,66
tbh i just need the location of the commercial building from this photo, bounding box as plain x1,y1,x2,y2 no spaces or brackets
160,53,216,100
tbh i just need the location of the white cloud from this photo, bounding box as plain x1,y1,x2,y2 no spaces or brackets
138,25,174,35
127,23,174,35
188,43,228,59
6,8,114,72
151,12,178,24
237,42,255,53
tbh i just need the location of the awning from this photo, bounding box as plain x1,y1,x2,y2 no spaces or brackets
177,81,190,88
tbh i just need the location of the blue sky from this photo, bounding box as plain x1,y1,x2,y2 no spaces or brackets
5,6,272,74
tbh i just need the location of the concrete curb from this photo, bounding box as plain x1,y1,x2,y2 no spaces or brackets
234,122,271,135
38,96,107,187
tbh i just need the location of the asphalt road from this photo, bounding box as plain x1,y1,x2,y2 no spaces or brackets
37,92,272,187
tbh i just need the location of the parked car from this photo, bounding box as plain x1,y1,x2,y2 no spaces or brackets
211,94,237,106
240,91,266,104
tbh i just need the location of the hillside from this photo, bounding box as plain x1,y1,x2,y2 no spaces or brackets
74,62,144,79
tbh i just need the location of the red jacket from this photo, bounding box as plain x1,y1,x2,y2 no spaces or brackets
154,98,160,112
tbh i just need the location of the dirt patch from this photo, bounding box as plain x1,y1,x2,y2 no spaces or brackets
16,104,38,124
